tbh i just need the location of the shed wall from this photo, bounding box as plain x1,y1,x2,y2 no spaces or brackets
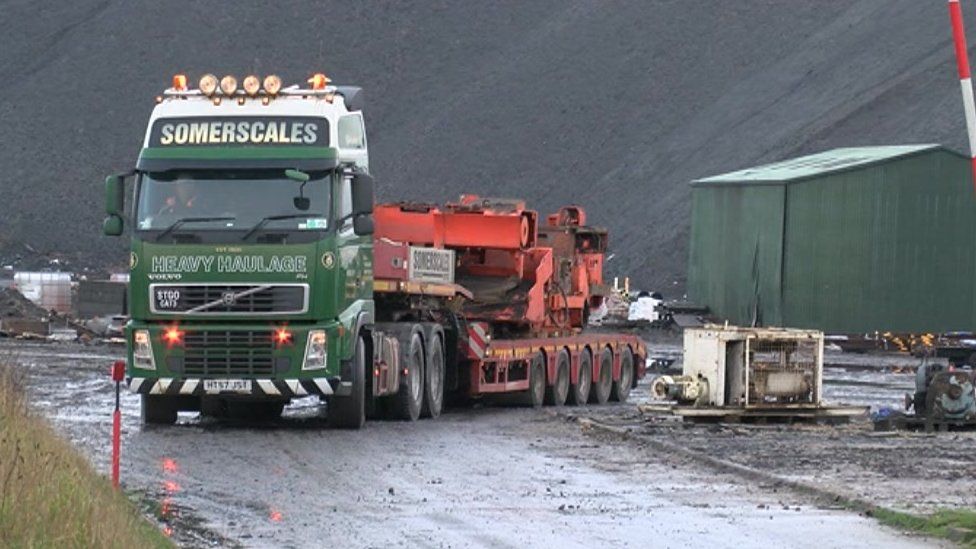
782,150,975,333
688,184,784,327
688,148,976,333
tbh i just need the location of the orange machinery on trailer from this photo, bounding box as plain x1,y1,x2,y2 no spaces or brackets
371,195,645,406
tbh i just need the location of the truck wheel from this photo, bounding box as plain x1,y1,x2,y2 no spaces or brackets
523,352,546,408
141,395,178,425
328,332,367,429
545,349,570,406
590,347,613,404
421,334,445,419
393,330,425,421
568,350,592,406
611,348,634,402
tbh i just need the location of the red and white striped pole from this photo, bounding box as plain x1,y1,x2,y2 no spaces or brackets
949,0,976,192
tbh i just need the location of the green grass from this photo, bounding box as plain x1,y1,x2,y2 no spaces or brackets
0,361,172,548
873,507,976,547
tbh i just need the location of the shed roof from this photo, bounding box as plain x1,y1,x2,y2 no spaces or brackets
694,144,948,185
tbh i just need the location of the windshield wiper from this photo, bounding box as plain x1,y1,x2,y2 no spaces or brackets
155,216,236,241
242,214,315,241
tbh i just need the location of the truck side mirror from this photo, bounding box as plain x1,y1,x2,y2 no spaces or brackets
353,215,374,236
351,173,374,216
103,175,125,236
103,215,124,236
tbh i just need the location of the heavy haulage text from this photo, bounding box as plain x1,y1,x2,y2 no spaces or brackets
150,255,308,273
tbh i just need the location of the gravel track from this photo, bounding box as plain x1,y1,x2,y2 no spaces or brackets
1,339,947,547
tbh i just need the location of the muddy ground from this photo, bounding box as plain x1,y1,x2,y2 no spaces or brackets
580,339,976,516
0,338,955,548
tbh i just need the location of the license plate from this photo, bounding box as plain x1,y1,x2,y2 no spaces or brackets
203,379,252,394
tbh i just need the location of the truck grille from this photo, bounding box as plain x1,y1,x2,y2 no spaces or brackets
150,284,307,315
182,330,275,376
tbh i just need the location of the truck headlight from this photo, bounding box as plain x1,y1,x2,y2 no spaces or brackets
303,330,328,371
133,330,156,370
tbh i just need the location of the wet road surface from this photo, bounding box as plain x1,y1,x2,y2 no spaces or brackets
4,340,943,548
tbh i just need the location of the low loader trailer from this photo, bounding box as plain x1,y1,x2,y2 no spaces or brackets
103,72,645,428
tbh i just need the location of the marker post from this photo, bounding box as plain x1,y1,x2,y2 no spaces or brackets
111,360,125,489
949,0,976,191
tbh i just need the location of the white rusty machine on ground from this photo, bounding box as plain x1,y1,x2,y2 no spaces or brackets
646,325,864,422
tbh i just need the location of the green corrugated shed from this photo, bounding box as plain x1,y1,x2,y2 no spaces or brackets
688,145,975,333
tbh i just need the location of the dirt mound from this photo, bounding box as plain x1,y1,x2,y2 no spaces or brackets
0,1,966,290
0,288,50,320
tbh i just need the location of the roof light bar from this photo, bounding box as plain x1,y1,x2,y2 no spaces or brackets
161,72,339,99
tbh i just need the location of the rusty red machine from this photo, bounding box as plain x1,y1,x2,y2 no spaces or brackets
367,194,646,410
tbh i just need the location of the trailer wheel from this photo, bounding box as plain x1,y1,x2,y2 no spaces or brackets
523,352,546,408
545,349,570,406
421,334,445,419
590,347,613,404
611,347,634,402
141,395,178,425
568,349,592,406
392,329,425,421
328,331,367,429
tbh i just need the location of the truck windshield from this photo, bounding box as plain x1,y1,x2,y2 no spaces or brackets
135,169,330,233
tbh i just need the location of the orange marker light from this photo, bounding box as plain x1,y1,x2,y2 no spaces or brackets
172,74,188,91
163,326,184,347
274,327,293,346
308,73,331,90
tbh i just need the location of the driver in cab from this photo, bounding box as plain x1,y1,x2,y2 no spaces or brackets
157,182,198,216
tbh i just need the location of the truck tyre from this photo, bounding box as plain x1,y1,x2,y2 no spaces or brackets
611,347,634,402
393,329,425,421
568,350,592,406
328,332,367,429
590,347,613,404
142,395,178,425
421,334,445,419
545,349,570,406
523,352,546,408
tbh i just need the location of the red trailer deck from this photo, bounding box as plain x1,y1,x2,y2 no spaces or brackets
369,195,646,407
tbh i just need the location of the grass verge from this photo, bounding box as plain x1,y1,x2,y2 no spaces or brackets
872,508,976,547
0,360,171,547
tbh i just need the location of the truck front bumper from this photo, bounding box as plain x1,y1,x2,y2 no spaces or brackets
126,377,352,398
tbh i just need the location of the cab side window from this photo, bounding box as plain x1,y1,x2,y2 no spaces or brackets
338,175,353,232
338,115,366,149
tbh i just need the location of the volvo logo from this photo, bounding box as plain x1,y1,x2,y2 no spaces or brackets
322,252,336,269
220,291,237,306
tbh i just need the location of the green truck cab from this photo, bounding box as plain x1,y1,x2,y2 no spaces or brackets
104,74,375,427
